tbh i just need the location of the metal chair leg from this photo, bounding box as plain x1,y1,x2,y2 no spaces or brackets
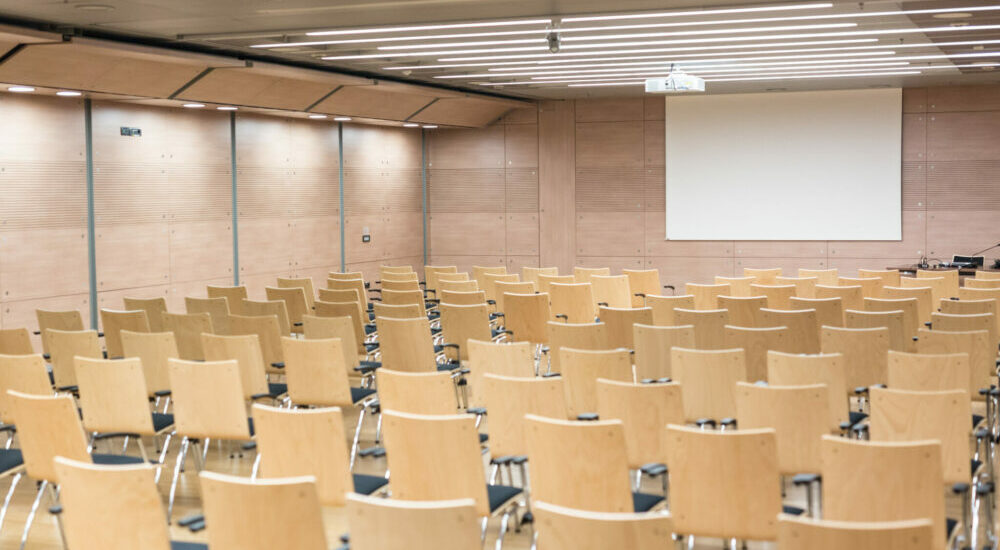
350,405,368,471
251,452,262,479
495,508,512,550
0,472,22,534
155,431,174,484
19,480,48,550
167,437,190,521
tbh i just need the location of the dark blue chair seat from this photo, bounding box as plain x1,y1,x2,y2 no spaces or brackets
365,343,379,353
848,411,867,425
368,312,375,321
357,360,381,373
631,492,664,513
782,505,805,516
352,473,388,495
0,449,24,474
171,542,209,550
479,433,488,444
151,413,174,433
973,414,984,428
351,387,376,404
947,518,957,540
486,484,522,513
268,382,288,396
436,362,460,372
92,454,146,466
364,324,377,335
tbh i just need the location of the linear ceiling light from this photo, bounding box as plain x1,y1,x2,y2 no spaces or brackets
306,18,551,36
561,3,832,23
484,51,898,72
565,70,922,85
483,65,920,85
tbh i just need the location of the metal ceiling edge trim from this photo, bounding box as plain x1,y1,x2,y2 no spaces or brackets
0,43,26,66
404,97,440,121
168,67,216,99
305,85,343,112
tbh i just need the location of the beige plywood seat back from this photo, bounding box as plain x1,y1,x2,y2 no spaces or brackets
789,296,844,328
816,284,864,312
377,317,438,373
546,322,609,373
623,269,661,307
314,301,367,355
494,281,534,313
558,348,633,418
744,268,782,285
598,306,653,350
715,276,755,298
776,276,818,299
437,272,472,284
206,285,249,316
375,303,426,322
381,279,420,292
162,311,214,361
917,268,959,298
200,472,328,550
820,326,889,390
36,309,84,357
550,283,596,323
251,405,353,507
377,369,457,415
647,294,695,326
483,273,520,305
185,296,231,336
523,267,558,288
0,354,54,425
538,274,575,295
439,290,486,306
424,265,458,295
799,268,839,286
665,426,782,541
0,328,33,355
329,271,365,281
533,500,674,550
484,374,568,458
940,299,999,334
859,268,902,289
318,288,362,305
47,329,102,388
202,333,270,401
932,312,998,353
887,351,970,395
120,330,177,397
735,383,830,475
242,299,291,336
671,347,746,422
438,279,479,293
884,285,935,326
301,315,362,370
265,286,310,334
524,415,633,513
504,292,550,346
281,337,354,408
7,391,92,483
685,283,729,311
718,295,768,328
777,516,934,550
327,278,370,309
381,289,427,314
438,303,492,361
347,494,482,550
168,359,251,441
976,271,1000,281
74,356,158,437
901,276,950,306
750,284,797,311
673,308,730,350
966,278,1000,289
229,314,284,372
596,379,684,469
820,437,945,545
759,308,819,354
916,329,992,400
122,297,168,333
767,351,848,430
633,324,695,380
838,277,883,300
277,277,316,310
100,309,150,359
845,309,907,353
865,297,920,345
472,266,506,292
723,326,790,383
466,340,535,408
591,275,632,310
381,264,415,276
573,266,610,284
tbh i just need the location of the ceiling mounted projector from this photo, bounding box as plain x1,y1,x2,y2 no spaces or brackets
646,70,705,94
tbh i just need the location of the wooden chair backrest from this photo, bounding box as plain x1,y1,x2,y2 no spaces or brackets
776,515,934,550
347,494,482,550
318,288,361,304
494,281,534,313
744,267,782,285
533,500,674,550
901,276,950,306
0,353,53,424
932,312,998,352
0,328,33,355
282,337,352,408
8,390,90,482
957,288,1000,323
328,271,364,281
714,276,755,298
438,290,486,306
632,324,694,380
313,300,366,354
916,329,992,399
815,284,863,312
537,274,575,295
858,268,902,289
789,296,844,328
623,269,661,307
547,322,609,372
100,309,150,359
838,277,883,300
558,348,633,418
123,297,168,332
820,326,889,390
887,351,970,394
750,284,797,311
483,273,519,304
735,382,830,474
381,289,426,315
381,279,420,292
277,277,316,310
74,356,155,436
242,299,291,336
864,297,919,345
377,317,437,373
185,296,231,336
424,265,458,293
976,271,1000,280
723,325,790,382
437,272,471,284
646,294,695,326
759,308,819,354
845,309,907,353
917,268,959,298
466,339,535,408
550,283,596,323
202,333,269,399
672,308,730,350
377,368,457,415
162,311,214,361
120,330,177,396
381,270,417,282
939,299,999,335
598,306,652,350
206,285,249,315
484,374,567,457
883,285,934,325
776,276,818,299
327,278,369,308
265,286,310,332
591,275,632,309
523,267,559,287
670,347,746,421
798,268,839,286
301,315,360,368
438,303,492,361
767,351,848,429
228,314,284,369
685,283,729,311
438,279,478,293
596,379,684,468
47,329,102,387
36,309,84,355
572,266,610,284
504,292,550,345
167,359,252,440
472,265,507,292
717,295,768,328
969,279,1000,289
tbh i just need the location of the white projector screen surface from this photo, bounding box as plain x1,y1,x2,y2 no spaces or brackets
664,89,902,241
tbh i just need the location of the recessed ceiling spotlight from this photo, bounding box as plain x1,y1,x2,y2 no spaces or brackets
403,123,420,127
933,12,973,19
334,116,352,121
217,106,238,111
56,90,82,96
182,103,205,108
308,114,328,119
7,86,35,92
422,125,438,129
74,3,115,10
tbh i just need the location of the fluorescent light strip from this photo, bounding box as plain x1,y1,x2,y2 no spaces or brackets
484,51,897,72
530,64,916,82
562,3,832,23
566,70,922,86
513,62,912,81
306,18,551,36
377,23,858,50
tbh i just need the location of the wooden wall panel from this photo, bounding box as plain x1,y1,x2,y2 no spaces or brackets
0,229,89,301
926,112,1000,161
538,100,576,272
576,212,644,257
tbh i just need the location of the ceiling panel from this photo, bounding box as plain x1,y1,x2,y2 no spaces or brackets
411,96,518,127
312,85,435,120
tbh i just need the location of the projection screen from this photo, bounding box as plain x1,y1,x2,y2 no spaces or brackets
664,88,902,241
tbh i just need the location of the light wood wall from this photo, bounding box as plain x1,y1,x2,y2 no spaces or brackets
427,85,1000,286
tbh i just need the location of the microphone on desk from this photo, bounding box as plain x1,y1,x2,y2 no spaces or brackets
967,242,1000,258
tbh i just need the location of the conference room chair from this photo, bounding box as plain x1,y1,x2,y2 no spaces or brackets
595,379,684,491
381,279,421,292
820,326,890,394
671,347,746,423
347,494,483,550
838,276,883,300
767,351,852,430
381,289,433,318
380,410,523,546
438,303,497,363
301,315,379,386
483,273,520,307
424,265,458,297
381,264,414,274
438,279,480,293
623,268,662,307
375,369,466,450
328,278,373,314
35,309,85,358
277,276,316,310
472,265,507,291
916,329,993,409
328,270,365,281
744,267,782,284
957,287,1000,327
185,296,231,336
199,472,329,550
884,285,935,325
858,268,902,289
494,280,534,314
717,295,768,327
549,283,596,323
760,308,820,354
940,298,999,334
206,284,249,315
591,275,632,309
52,457,208,550
165,358,254,519
886,351,971,395
751,284,797,311
977,271,1000,281
819,437,950,547
776,515,934,550
74,356,175,470
202,333,286,403
7,390,148,546
377,317,458,373
251,405,387,505
545,322,609,374
598,306,652,350
845,309,908,353
537,274,575,296
120,330,176,408
672,308,730,350
242,299,292,336
501,292,550,351
314,300,375,353
632,324,694,381
685,282,729,310
932,312,999,353
646,294,695,326
665,426,788,546
47,329,103,390
380,267,416,283
714,275,755,298
374,302,427,324
865,297,920,344
319,287,362,304
798,268,839,286
901,276,952,307
523,266,558,288
229,314,285,373
524,415,663,514
723,325,790,382
789,296,844,328
266,286,311,334
0,355,43,529
0,328,32,356
162,311,214,361
123,296,168,332
100,308,150,359
815,284,864,312
572,266,610,284
532,500,674,550
559,347,633,419
917,268,960,299
776,275,818,299
967,278,1000,289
